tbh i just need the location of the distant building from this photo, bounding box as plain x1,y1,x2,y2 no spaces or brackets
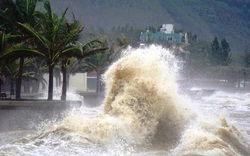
140,24,189,60
140,24,188,45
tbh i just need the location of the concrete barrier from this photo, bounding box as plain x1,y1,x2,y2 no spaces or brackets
0,100,82,132
0,100,82,109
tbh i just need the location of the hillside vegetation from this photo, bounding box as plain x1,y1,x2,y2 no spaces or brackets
50,0,250,52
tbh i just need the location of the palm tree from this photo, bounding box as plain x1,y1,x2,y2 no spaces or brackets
22,58,45,93
83,37,128,92
0,41,44,98
60,39,108,100
0,31,31,97
22,57,48,93
84,52,110,93
0,0,42,100
83,49,118,92
2,58,38,97
58,18,83,101
60,47,82,101
0,32,11,95
2,60,19,96
18,0,84,100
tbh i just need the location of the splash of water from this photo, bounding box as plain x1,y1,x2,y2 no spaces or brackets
55,45,194,146
102,45,194,145
39,87,84,102
173,118,250,156
0,45,250,156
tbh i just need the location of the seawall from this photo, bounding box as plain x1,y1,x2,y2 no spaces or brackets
0,100,82,132
0,100,82,109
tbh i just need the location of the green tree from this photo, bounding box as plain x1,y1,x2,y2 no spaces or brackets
60,38,107,100
2,60,19,96
58,19,83,101
83,36,128,93
2,58,37,96
0,32,13,95
243,49,250,67
0,0,42,100
186,32,197,44
185,40,210,75
19,0,83,100
210,36,221,65
0,31,39,98
210,37,231,66
83,50,114,93
21,58,46,94
220,38,231,66
29,58,47,93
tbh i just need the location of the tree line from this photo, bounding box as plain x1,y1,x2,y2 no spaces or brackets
183,33,250,89
135,25,250,89
0,0,128,101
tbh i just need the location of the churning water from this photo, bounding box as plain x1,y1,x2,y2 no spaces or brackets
0,45,250,156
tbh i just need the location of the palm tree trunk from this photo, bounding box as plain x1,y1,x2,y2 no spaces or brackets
96,71,101,93
61,64,67,101
48,64,54,100
16,57,24,100
0,72,2,100
10,80,15,97
66,74,70,90
59,75,62,87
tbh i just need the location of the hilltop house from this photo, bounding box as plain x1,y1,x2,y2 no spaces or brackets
140,24,188,45
140,24,189,59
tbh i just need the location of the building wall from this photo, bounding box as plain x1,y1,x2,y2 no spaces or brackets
140,31,185,44
69,73,87,92
43,73,87,92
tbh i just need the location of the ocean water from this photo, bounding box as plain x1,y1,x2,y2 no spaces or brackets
0,45,249,156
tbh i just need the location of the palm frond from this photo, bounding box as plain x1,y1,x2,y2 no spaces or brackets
0,45,45,63
18,22,49,49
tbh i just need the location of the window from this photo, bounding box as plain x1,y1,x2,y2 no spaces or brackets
167,36,173,41
158,36,162,42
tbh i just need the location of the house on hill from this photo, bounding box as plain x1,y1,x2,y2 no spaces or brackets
140,24,189,60
140,24,188,45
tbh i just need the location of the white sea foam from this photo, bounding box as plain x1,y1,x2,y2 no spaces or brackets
0,45,249,156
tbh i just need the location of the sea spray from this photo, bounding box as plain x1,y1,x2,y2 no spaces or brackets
1,45,250,155
173,118,250,156
49,45,195,149
102,46,194,145
55,45,250,155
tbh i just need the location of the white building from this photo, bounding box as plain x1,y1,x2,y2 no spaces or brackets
160,24,174,34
